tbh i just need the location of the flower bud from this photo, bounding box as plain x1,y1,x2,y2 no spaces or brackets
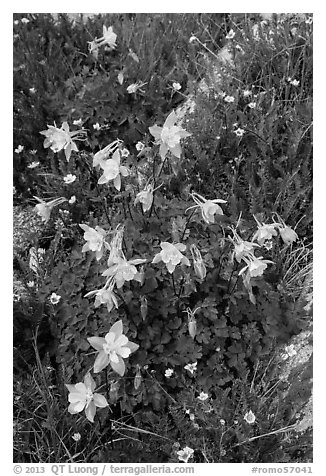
134,366,142,390
109,381,119,404
188,317,197,339
140,295,148,321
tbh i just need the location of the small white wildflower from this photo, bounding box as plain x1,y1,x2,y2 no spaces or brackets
189,35,197,43
220,419,226,426
284,344,297,358
234,128,245,137
27,161,40,169
15,145,24,154
27,281,35,288
172,82,181,91
120,147,130,157
72,433,81,442
21,18,30,24
69,195,76,204
224,95,235,103
184,362,197,375
248,102,257,109
127,81,147,94
243,90,252,97
244,410,256,424
50,293,61,305
305,17,313,25
136,141,145,151
290,79,300,87
165,368,174,378
93,123,101,131
30,149,37,155
63,174,77,184
177,446,194,463
73,118,83,126
197,392,209,401
225,29,235,40
14,20,19,25
29,87,36,94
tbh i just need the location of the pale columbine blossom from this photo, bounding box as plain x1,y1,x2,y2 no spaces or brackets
40,122,86,162
172,82,181,91
63,174,76,184
149,110,191,160
66,373,108,423
225,29,235,39
80,224,107,261
244,410,256,424
186,192,227,224
102,256,146,289
93,140,122,168
127,81,147,94
190,244,206,280
50,292,61,305
274,215,298,246
69,195,76,204
97,25,117,49
134,182,162,213
252,215,280,245
88,320,139,376
152,242,190,274
184,362,197,375
85,282,119,313
234,127,245,137
197,392,209,401
136,141,145,152
239,255,274,279
15,145,24,154
27,161,40,169
34,196,67,223
229,228,260,263
165,368,174,378
98,149,129,191
177,446,194,463
224,95,235,103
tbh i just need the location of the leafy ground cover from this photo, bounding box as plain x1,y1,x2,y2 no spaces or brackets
13,13,312,463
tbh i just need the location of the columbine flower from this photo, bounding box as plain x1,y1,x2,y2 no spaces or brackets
248,102,257,109
69,195,76,204
34,196,67,223
96,25,117,49
87,320,139,376
102,256,147,289
252,215,280,245
80,224,107,261
63,174,76,184
85,282,119,313
244,410,256,424
224,95,235,103
197,392,209,401
229,228,260,263
66,373,108,423
27,161,39,169
225,29,235,39
149,110,191,160
93,140,122,168
50,292,61,305
190,244,206,280
15,145,24,154
184,362,197,375
134,182,162,213
126,81,147,94
88,40,99,58
40,122,86,162
172,82,181,91
274,216,298,246
186,192,227,224
93,123,101,131
98,149,129,191
239,255,274,279
177,446,194,463
72,433,81,442
234,127,245,137
73,118,83,126
152,242,190,274
136,141,145,151
165,369,174,378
